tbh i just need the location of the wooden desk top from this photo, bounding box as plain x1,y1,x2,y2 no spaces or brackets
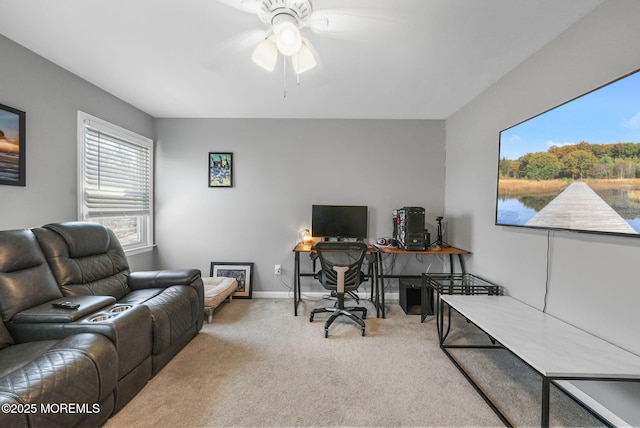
375,245,470,255
293,242,316,253
293,242,469,255
293,241,378,253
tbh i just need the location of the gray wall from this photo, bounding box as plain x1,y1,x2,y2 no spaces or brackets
0,34,155,270
446,0,640,355
154,118,445,294
445,2,640,421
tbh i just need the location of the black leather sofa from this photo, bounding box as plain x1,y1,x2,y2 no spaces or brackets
0,222,204,427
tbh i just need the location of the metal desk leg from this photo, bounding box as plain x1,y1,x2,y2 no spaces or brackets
379,251,386,318
449,254,455,284
374,251,380,318
458,254,466,274
367,261,374,302
372,254,379,317
373,251,385,318
368,260,374,302
294,251,300,316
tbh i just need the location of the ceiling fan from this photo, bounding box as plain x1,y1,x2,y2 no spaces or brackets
214,0,385,76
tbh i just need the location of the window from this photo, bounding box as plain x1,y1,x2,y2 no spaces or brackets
77,111,154,254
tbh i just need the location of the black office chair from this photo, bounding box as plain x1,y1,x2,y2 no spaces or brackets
309,242,368,338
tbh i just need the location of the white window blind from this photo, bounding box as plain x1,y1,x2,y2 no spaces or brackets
82,126,151,218
78,111,154,253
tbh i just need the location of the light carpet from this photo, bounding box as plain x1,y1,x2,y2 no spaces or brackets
104,297,603,427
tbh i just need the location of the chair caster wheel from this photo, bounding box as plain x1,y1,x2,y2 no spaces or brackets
361,329,366,336
309,314,314,322
324,330,329,338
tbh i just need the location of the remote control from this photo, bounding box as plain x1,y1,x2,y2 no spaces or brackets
52,301,80,310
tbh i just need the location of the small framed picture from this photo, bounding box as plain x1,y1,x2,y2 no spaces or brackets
210,262,253,299
0,103,26,186
208,152,232,187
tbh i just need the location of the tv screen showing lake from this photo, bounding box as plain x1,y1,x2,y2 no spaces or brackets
496,68,640,237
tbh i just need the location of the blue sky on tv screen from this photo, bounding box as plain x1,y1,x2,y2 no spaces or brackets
499,70,640,160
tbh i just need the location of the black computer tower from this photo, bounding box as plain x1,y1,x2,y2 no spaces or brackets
394,207,426,250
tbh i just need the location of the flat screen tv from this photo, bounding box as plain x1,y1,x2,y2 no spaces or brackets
496,68,640,238
312,205,368,241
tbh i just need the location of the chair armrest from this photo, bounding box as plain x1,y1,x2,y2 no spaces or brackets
128,269,201,290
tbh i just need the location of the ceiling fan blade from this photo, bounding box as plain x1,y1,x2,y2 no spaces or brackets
305,9,401,42
204,28,269,70
215,0,261,14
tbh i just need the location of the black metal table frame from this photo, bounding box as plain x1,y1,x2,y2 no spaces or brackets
434,291,630,428
375,251,467,318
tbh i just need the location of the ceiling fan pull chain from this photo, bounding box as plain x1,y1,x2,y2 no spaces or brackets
283,55,287,98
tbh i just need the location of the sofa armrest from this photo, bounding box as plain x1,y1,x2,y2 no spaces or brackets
12,296,116,323
128,268,204,332
7,304,152,382
128,269,201,290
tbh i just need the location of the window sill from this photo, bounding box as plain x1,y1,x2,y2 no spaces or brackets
124,244,156,256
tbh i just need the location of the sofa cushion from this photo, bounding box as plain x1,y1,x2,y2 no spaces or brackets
0,319,13,350
44,221,111,258
0,333,118,427
116,288,164,305
33,224,131,299
0,339,60,378
0,229,63,321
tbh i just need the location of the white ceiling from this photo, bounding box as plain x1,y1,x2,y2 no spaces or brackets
0,0,602,119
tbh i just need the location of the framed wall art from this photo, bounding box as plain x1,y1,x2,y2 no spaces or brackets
0,103,26,186
208,152,233,187
210,262,253,299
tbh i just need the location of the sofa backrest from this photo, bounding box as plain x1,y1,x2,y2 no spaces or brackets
33,222,131,300
0,229,63,321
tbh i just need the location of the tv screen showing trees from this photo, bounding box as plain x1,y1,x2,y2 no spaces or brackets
496,68,640,237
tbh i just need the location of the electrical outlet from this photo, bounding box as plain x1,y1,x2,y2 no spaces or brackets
274,265,282,275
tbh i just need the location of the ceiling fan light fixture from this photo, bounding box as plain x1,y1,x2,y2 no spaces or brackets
291,40,316,74
273,18,302,56
251,38,278,71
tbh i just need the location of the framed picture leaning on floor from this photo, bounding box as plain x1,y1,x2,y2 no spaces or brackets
210,262,253,299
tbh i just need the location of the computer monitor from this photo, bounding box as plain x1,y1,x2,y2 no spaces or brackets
311,205,368,241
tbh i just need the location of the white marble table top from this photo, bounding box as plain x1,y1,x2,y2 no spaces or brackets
441,295,640,379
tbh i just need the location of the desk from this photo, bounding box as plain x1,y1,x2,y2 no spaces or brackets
374,245,470,318
292,242,379,317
